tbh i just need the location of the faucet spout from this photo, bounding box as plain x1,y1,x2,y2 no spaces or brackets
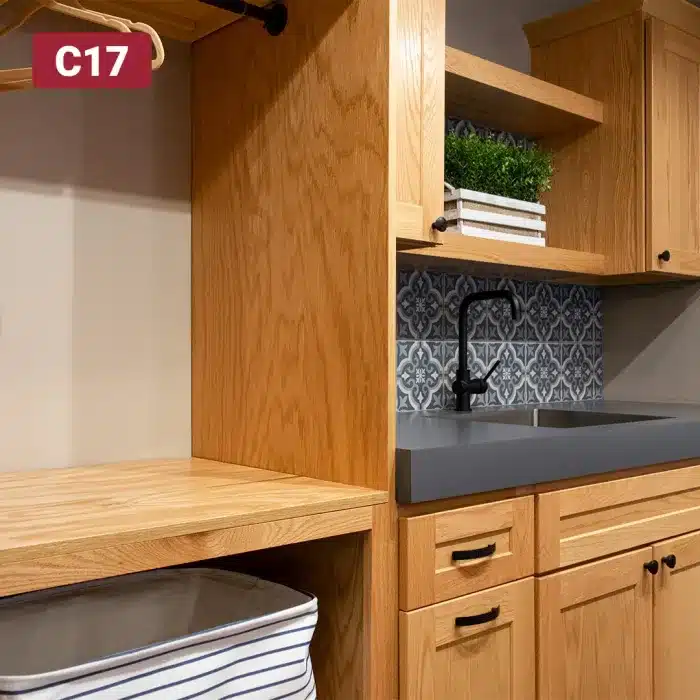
454,289,521,412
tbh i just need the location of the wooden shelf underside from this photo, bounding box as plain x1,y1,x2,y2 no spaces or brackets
399,233,606,280
0,458,386,596
445,47,605,138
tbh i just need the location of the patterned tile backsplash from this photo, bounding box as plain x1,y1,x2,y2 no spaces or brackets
396,268,603,411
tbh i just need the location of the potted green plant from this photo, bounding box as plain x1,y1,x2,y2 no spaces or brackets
444,132,554,246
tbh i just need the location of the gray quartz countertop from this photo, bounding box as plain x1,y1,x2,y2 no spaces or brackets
396,401,700,504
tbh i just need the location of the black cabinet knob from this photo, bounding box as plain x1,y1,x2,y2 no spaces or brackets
658,250,671,262
644,560,659,575
662,554,677,569
432,217,448,232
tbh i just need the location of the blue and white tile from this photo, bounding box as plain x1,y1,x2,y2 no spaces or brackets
593,350,604,398
396,268,443,340
526,281,562,343
560,285,596,344
444,274,490,341
561,343,597,401
489,342,528,406
443,341,490,409
526,343,563,404
593,294,603,345
490,279,528,342
397,341,444,411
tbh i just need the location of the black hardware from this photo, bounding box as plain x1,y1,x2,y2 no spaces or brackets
432,217,448,232
658,250,671,263
662,554,677,569
452,543,496,562
456,606,500,627
199,0,288,35
644,560,659,575
453,290,521,412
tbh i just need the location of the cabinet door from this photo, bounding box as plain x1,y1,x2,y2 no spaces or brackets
653,531,700,700
393,0,445,245
400,577,534,700
647,19,700,275
538,549,653,700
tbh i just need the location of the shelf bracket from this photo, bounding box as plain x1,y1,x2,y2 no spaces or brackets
200,0,288,36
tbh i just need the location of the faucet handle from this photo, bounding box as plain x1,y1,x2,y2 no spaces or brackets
483,359,501,382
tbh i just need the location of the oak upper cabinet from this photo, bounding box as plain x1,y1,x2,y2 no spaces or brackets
525,0,700,277
400,578,535,700
393,0,445,245
653,531,700,700
537,549,653,700
647,19,700,275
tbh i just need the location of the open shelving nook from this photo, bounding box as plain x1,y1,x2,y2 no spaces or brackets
405,45,608,279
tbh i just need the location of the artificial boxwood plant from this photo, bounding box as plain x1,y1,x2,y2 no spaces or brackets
444,132,554,204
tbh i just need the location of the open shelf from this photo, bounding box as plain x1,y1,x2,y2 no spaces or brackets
399,233,606,280
445,47,605,138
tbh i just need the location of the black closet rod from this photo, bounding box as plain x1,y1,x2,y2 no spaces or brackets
200,0,288,36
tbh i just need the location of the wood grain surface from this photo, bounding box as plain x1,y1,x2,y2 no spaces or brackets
399,232,606,275
400,578,535,700
192,0,392,491
530,13,646,275
536,462,700,572
537,549,652,700
400,497,534,609
646,18,700,274
0,458,386,566
445,47,604,137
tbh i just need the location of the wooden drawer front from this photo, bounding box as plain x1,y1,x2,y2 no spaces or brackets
400,496,534,610
536,463,700,573
400,577,535,700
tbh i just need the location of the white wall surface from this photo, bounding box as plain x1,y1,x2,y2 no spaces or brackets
0,9,191,471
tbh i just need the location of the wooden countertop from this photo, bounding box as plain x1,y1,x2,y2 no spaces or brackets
0,458,387,597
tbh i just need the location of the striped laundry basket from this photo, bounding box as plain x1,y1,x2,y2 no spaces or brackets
0,569,317,700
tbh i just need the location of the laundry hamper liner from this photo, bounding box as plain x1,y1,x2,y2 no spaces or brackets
0,568,318,700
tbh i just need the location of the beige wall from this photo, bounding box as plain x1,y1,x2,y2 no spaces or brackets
604,283,700,404
446,0,590,72
0,9,191,471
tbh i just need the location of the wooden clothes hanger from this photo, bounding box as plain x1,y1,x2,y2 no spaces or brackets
0,0,165,90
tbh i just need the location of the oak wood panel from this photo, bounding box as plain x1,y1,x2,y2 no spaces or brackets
536,463,700,572
399,232,606,275
524,0,644,47
445,47,604,137
81,0,244,41
0,458,386,565
537,549,653,700
369,502,398,700
529,14,646,275
526,0,700,48
192,0,392,489
228,532,371,700
0,506,373,597
399,496,534,609
652,530,700,700
400,578,535,700
646,18,700,274
392,0,444,243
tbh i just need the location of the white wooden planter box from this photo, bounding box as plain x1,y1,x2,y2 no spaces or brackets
444,184,546,247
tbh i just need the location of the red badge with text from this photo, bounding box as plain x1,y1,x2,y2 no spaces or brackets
32,33,152,89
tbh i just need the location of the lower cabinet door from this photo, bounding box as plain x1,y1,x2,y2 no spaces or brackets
399,577,535,700
537,548,653,700
653,530,700,700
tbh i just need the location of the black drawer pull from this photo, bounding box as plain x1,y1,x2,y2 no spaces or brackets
456,606,500,627
452,543,496,562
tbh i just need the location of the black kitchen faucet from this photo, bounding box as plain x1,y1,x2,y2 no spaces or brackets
452,289,521,412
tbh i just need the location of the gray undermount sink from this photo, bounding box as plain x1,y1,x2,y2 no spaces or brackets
439,408,671,429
